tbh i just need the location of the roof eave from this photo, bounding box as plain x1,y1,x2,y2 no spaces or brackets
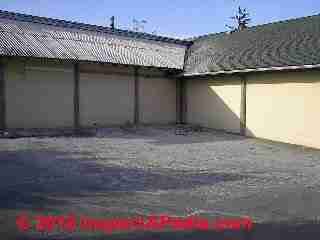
181,64,320,77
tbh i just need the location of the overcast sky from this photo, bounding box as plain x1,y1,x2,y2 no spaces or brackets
0,0,319,39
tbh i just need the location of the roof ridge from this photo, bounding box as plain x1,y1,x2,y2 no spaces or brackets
191,12,320,41
0,9,192,46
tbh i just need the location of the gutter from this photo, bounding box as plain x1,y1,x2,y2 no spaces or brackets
181,64,320,77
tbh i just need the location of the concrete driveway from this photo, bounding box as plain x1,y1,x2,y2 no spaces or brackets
1,126,320,239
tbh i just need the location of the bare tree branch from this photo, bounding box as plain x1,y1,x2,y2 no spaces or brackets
227,6,251,31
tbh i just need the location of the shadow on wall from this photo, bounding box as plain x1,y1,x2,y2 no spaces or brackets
192,70,320,150
186,78,254,136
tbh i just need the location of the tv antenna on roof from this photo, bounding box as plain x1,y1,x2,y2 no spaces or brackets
110,16,115,30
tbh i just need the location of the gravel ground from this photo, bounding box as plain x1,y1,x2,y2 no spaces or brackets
1,125,320,239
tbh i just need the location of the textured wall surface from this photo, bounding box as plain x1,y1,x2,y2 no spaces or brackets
139,69,176,124
6,59,74,128
4,59,179,128
79,67,135,127
186,76,242,133
246,70,320,149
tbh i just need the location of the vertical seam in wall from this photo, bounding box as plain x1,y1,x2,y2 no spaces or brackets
176,78,181,124
0,58,6,130
181,77,187,124
180,42,192,124
134,66,140,125
74,62,80,129
240,74,247,135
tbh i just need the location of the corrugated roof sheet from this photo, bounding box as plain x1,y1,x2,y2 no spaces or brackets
2,10,320,74
184,14,320,75
0,10,189,69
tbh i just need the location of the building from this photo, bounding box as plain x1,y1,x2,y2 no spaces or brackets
0,10,319,149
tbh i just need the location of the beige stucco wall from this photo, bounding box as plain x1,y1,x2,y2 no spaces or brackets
4,60,177,129
139,69,176,124
246,70,320,149
6,59,74,128
186,76,242,133
79,64,134,126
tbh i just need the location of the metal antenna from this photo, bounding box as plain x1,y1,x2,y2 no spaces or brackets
110,16,115,30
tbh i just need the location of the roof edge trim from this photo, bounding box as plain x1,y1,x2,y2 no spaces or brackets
182,64,320,77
